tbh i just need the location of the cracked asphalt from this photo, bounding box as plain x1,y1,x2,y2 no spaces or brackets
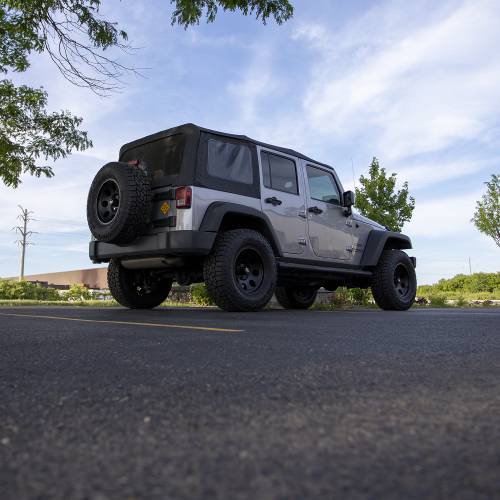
1,307,500,500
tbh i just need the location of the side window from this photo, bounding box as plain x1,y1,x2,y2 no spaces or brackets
261,151,298,195
306,166,341,205
207,138,253,185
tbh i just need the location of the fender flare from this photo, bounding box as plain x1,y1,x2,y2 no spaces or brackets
360,230,412,267
199,202,283,256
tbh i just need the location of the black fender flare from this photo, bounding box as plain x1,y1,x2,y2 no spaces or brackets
199,202,283,256
360,230,412,267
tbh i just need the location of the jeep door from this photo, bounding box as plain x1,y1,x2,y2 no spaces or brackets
258,148,307,255
303,164,353,261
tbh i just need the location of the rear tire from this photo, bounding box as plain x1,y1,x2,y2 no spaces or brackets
371,250,416,311
203,229,277,312
108,259,172,309
275,286,318,310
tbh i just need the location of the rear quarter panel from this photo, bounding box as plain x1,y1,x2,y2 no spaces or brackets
191,187,262,230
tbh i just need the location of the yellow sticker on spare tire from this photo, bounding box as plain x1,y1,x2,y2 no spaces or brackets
160,202,170,215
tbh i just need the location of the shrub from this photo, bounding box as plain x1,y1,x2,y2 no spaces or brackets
428,294,448,307
330,287,348,306
0,280,61,301
419,272,500,295
191,283,214,306
64,283,92,301
320,287,372,308
347,287,372,305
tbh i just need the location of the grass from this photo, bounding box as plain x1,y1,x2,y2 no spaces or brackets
0,299,209,308
0,299,119,307
1,295,499,309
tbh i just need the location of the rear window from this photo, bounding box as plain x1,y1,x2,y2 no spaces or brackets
121,134,186,183
207,138,253,185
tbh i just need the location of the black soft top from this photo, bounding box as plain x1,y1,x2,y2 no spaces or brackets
119,123,330,169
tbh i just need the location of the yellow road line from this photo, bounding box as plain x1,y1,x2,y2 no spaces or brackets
0,312,242,333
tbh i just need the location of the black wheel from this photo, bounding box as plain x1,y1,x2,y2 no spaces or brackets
203,229,277,312
87,162,151,244
108,259,172,309
275,286,318,309
371,250,416,311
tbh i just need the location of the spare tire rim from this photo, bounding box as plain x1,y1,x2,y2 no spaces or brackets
234,248,264,295
96,179,120,224
394,263,410,298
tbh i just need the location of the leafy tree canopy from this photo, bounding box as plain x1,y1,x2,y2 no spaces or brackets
0,0,293,187
354,157,415,232
472,174,500,247
171,0,293,27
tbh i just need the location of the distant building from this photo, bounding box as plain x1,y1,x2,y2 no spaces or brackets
6,268,108,290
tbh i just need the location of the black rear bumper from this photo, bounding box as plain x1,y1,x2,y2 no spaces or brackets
89,230,216,263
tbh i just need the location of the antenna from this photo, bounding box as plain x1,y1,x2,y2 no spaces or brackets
351,157,356,191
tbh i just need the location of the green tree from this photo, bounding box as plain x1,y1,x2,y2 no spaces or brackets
0,0,293,187
354,157,415,232
472,174,500,247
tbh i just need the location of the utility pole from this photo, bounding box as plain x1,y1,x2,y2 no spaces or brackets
468,257,472,275
13,206,36,281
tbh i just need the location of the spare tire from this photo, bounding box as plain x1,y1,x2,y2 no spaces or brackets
87,162,151,244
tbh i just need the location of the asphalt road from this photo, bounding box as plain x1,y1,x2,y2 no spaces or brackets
1,307,500,500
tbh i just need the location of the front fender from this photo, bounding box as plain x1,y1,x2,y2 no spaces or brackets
360,230,412,267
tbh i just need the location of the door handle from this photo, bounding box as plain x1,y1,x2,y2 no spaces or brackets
308,206,323,215
265,196,282,206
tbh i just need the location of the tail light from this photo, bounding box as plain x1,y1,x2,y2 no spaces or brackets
175,186,192,209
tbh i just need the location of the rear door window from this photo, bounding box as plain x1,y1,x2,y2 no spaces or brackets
261,151,299,195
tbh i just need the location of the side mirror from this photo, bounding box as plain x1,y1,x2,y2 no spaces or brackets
343,190,355,207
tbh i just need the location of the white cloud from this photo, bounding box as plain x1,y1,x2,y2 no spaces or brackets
395,159,495,190
405,191,500,283
297,0,500,161
405,192,477,237
0,154,98,236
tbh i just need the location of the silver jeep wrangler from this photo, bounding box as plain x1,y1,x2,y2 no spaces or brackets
87,123,416,311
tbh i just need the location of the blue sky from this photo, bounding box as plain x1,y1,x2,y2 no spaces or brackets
1,0,499,284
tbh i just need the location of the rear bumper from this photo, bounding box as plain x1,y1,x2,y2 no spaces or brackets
89,230,216,263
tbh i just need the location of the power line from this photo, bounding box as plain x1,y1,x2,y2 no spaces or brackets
12,206,37,281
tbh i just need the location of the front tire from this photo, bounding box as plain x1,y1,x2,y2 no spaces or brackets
108,259,172,309
203,229,277,312
275,286,318,310
371,250,416,311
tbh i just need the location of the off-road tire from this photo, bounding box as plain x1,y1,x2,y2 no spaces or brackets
275,286,318,310
108,259,172,309
203,229,277,312
87,162,151,244
371,249,416,311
